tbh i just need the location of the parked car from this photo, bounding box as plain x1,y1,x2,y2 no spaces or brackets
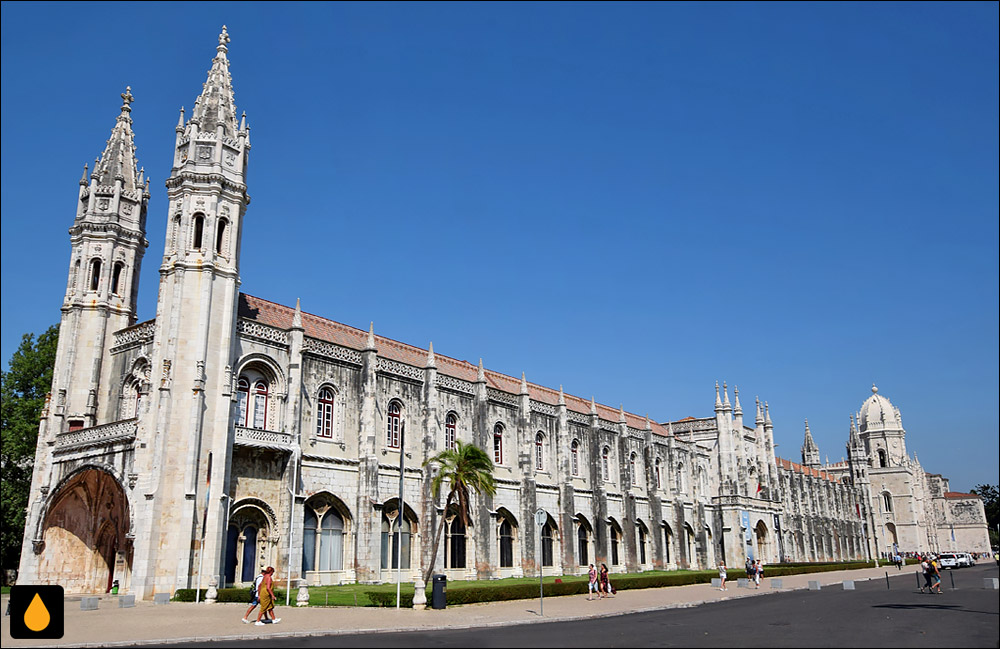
937,553,959,569
958,552,975,567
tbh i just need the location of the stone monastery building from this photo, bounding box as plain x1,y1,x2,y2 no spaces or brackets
19,29,990,599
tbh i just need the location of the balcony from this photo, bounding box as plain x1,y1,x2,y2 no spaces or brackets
234,425,294,453
54,419,138,454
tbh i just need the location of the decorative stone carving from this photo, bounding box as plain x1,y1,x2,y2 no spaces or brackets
302,338,363,365
111,320,156,351
376,358,424,382
236,319,289,347
197,145,213,162
530,401,557,416
53,419,138,453
487,388,518,408
296,582,310,607
205,576,219,603
234,425,293,451
436,374,474,395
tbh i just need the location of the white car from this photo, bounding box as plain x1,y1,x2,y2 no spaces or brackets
937,553,959,569
958,553,975,567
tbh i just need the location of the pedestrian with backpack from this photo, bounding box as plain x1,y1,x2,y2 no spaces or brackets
242,569,266,623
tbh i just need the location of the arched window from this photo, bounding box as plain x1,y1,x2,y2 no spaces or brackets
630,452,638,486
610,520,621,565
445,413,457,450
571,440,580,476
252,380,268,429
111,261,125,295
882,491,893,513
535,432,544,471
171,214,181,251
664,523,673,564
499,519,514,568
303,506,345,572
386,401,402,449
380,511,411,570
316,387,335,438
237,378,250,426
877,449,888,468
216,218,228,255
602,447,610,482
493,424,504,464
302,509,318,572
193,213,205,249
72,259,80,291
134,384,143,418
241,525,258,583
655,458,662,490
638,523,647,565
677,463,686,493
541,520,554,567
577,523,589,566
445,515,466,569
89,258,102,292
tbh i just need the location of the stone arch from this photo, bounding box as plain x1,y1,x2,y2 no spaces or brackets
608,517,624,567
36,467,132,594
302,492,353,581
539,511,559,571
755,519,770,563
381,497,420,576
495,507,519,573
234,353,287,396
226,499,277,585
575,513,594,569
662,521,674,566
636,519,650,567
119,356,150,420
683,522,697,569
703,524,715,568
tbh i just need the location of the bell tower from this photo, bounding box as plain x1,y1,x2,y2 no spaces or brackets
130,26,251,597
53,87,149,431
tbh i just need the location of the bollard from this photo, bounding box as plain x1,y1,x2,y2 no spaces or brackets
885,571,890,590
843,580,855,590
949,571,956,590
983,578,999,590
118,595,135,608
153,593,171,605
808,581,821,590
80,597,99,611
916,571,921,590
737,578,749,589
770,579,783,589
711,578,721,588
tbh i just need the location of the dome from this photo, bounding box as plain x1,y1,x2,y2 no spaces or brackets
858,384,903,432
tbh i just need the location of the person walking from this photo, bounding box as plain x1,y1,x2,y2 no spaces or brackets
599,563,611,599
587,564,598,601
753,560,762,589
718,563,728,591
745,557,753,581
919,556,932,593
930,557,943,594
242,569,266,623
255,567,281,625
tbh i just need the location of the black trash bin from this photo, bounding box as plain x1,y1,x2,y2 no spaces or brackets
432,574,447,609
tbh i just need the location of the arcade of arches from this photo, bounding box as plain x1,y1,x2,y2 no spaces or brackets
37,469,131,594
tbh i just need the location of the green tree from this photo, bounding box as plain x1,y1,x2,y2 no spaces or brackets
970,483,999,547
1,324,59,578
422,440,496,583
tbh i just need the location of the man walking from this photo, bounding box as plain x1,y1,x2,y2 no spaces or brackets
242,569,266,623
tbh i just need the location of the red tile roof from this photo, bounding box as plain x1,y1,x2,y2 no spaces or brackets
944,491,981,500
240,294,673,437
776,457,840,483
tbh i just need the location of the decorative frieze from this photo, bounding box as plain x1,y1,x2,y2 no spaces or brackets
487,388,518,408
530,401,557,417
376,357,424,382
54,419,137,454
111,319,156,351
436,374,474,395
236,318,289,347
302,338,363,365
567,411,590,425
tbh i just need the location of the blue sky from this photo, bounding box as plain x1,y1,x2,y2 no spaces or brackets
2,2,997,492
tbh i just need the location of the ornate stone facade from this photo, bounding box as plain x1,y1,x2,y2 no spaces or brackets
19,28,990,599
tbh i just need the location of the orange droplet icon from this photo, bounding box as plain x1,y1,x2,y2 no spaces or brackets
25,592,51,632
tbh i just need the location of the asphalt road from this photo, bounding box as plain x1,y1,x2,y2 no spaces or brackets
169,563,999,648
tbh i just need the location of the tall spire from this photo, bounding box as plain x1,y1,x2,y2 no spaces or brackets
91,86,142,194
426,341,436,368
365,321,376,351
619,404,626,423
558,385,565,406
802,419,820,467
189,26,239,136
755,396,764,425
291,298,303,329
519,372,529,395
722,381,731,411
733,386,742,416
590,396,597,415
764,401,772,426
715,381,722,410
477,358,485,383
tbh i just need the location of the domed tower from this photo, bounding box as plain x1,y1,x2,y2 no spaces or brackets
856,385,907,468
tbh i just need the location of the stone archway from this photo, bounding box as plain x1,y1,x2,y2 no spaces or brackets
225,501,275,586
755,520,769,563
38,468,131,594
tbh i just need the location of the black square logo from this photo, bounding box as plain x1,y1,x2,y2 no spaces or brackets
8,585,64,639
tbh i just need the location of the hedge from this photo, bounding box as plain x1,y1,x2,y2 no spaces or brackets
173,586,287,603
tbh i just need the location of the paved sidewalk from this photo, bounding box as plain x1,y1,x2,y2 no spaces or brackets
2,565,922,647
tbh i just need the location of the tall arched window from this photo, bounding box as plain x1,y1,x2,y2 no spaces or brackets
602,447,610,482
493,424,504,464
445,515,466,569
571,440,580,476
877,449,888,468
111,261,125,295
193,213,205,249
386,401,402,449
89,258,102,292
316,387,335,438
541,520,554,567
499,519,514,568
252,380,268,429
302,509,318,572
380,512,411,570
630,452,638,486
655,458,662,489
535,432,545,471
882,491,893,513
134,384,144,419
216,218,228,255
237,378,250,426
445,413,457,450
664,523,673,564
610,520,621,565
303,506,345,572
577,523,589,566
637,523,648,565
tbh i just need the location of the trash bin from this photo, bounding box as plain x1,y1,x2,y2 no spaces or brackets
432,574,447,609
111,579,119,595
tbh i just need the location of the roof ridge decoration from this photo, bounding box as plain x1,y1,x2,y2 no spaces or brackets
91,86,142,194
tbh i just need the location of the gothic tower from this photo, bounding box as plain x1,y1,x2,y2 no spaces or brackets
130,26,251,597
801,419,820,468
855,384,907,468
53,88,150,431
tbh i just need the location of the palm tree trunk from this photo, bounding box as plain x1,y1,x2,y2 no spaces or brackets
423,493,455,584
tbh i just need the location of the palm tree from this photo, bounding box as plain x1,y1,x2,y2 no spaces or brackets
422,440,496,583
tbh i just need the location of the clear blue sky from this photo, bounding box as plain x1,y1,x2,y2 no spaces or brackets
2,2,997,492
